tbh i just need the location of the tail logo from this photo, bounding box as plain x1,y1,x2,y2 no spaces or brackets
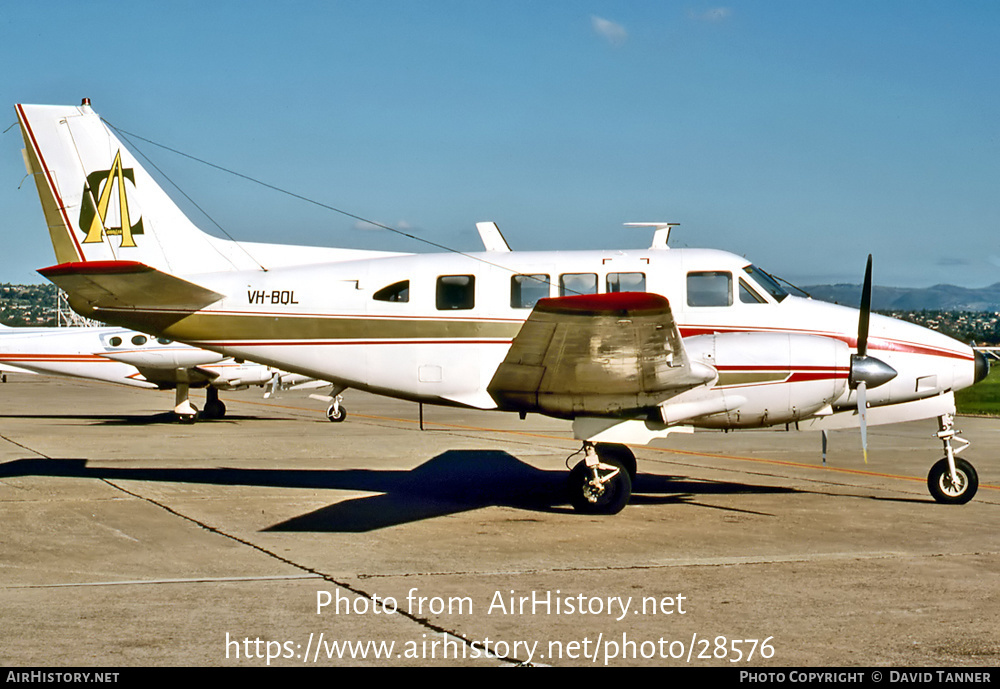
79,150,144,248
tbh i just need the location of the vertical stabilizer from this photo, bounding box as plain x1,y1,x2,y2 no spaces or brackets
16,101,258,275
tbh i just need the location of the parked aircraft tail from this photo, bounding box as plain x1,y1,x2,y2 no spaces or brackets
16,101,263,274
16,100,403,277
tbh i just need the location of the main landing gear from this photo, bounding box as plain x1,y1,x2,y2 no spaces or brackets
174,381,198,424
201,386,227,421
927,413,978,505
326,393,347,422
567,442,637,515
173,383,226,424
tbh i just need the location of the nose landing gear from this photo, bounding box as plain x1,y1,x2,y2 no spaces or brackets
928,414,978,505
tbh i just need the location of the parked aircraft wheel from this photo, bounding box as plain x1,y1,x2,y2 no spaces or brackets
567,457,632,515
595,443,637,481
927,458,978,505
177,404,199,424
202,399,226,420
326,404,347,422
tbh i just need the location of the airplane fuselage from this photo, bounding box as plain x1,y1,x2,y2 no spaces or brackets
0,325,273,391
77,246,979,429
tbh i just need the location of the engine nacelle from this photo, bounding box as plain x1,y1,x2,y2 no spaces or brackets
680,332,850,427
102,348,225,368
211,363,275,389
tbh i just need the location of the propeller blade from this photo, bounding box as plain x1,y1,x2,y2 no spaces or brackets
857,380,868,464
857,254,873,357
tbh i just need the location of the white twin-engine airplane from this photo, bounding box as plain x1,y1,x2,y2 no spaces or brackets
15,100,990,513
0,322,329,422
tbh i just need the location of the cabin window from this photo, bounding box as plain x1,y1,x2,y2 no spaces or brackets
373,280,410,303
436,275,475,310
607,272,646,293
511,274,550,309
131,335,148,346
687,271,732,307
739,278,767,304
109,336,122,347
157,337,172,345
743,265,788,302
559,273,597,297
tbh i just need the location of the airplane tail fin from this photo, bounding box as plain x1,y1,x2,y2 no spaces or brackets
16,101,260,275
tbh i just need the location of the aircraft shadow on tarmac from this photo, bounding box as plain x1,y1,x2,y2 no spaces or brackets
0,451,800,531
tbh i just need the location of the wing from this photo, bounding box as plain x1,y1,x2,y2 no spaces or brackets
487,292,714,418
0,363,37,375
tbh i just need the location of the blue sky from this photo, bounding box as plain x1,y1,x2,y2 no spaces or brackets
2,1,998,288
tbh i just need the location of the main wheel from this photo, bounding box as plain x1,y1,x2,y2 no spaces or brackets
202,399,226,420
927,457,978,505
176,404,199,424
326,404,347,422
567,457,632,515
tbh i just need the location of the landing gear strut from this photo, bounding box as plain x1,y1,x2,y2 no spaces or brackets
927,414,978,504
567,442,633,515
173,380,198,424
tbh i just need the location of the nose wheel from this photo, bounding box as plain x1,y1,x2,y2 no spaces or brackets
928,414,978,504
928,457,978,505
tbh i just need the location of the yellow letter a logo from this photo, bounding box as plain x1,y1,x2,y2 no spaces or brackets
81,150,141,247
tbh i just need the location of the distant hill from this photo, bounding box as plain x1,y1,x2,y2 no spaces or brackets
803,283,1000,312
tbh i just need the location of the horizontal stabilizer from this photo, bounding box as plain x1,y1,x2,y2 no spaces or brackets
488,292,714,418
38,261,224,315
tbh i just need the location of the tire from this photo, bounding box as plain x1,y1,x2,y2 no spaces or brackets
176,404,199,424
567,457,632,515
202,400,226,420
326,404,347,422
927,457,978,505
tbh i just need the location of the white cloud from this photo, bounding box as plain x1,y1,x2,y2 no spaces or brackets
591,16,628,46
688,7,732,22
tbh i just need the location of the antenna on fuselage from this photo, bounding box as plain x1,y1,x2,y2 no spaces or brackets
475,221,512,252
624,222,679,250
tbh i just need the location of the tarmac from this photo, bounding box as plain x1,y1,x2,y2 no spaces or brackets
1,373,998,667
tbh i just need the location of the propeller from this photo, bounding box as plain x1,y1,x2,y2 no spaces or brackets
849,255,897,462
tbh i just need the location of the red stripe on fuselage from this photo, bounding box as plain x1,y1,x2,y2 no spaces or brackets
0,354,112,362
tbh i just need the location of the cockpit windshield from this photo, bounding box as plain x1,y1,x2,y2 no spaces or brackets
743,265,788,302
